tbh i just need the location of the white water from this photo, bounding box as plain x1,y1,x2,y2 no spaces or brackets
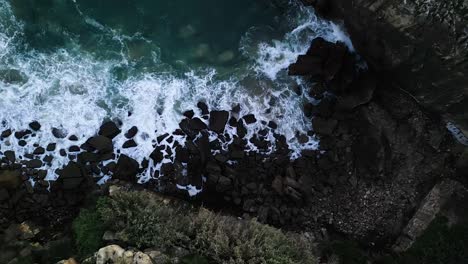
0,1,354,186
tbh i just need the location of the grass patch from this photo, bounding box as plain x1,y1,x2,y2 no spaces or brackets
96,190,316,264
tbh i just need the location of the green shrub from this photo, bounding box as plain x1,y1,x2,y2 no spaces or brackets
72,206,106,257
97,190,316,264
96,191,191,249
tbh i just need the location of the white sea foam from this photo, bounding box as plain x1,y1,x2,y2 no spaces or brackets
0,1,352,188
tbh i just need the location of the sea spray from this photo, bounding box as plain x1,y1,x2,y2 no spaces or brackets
0,0,354,189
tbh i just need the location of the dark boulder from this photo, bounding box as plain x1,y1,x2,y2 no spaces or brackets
236,121,247,138
28,121,41,131
14,130,31,139
114,155,139,181
150,147,164,163
180,117,207,138
175,146,189,163
98,121,121,139
69,145,80,152
242,114,257,124
197,102,209,115
33,147,45,155
77,152,99,164
288,55,323,76
46,143,56,151
69,135,79,141
25,159,42,169
124,126,138,139
1,129,12,138
4,150,16,163
157,133,169,143
190,118,207,130
57,162,85,189
209,110,229,133
183,110,195,119
122,139,137,148
268,121,278,129
86,136,113,153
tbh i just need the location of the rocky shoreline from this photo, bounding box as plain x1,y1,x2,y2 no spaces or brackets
1,0,468,263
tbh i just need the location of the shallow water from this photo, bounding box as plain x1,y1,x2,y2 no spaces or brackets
0,0,353,183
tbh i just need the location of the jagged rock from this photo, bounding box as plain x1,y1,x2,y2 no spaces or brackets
123,139,137,149
114,155,139,181
183,110,195,119
209,110,229,133
25,159,42,169
393,180,467,252
288,55,323,76
197,102,209,115
150,147,164,164
86,136,113,153
242,114,257,124
99,121,121,139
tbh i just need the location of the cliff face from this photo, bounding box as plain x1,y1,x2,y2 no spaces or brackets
304,0,468,137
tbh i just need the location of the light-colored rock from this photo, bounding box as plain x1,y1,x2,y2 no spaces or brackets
123,250,135,263
56,258,79,264
18,221,40,240
102,230,117,242
133,252,153,264
96,245,125,264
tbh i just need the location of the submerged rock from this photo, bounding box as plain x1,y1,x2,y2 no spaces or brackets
52,127,68,139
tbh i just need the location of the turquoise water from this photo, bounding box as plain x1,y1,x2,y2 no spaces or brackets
0,0,352,182
11,0,289,71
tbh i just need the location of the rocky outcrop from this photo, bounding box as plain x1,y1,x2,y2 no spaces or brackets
393,179,468,252
303,0,468,137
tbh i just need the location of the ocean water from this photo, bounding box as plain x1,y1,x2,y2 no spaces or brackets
0,0,353,183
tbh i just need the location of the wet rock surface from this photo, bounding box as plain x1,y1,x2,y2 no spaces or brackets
302,0,468,137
